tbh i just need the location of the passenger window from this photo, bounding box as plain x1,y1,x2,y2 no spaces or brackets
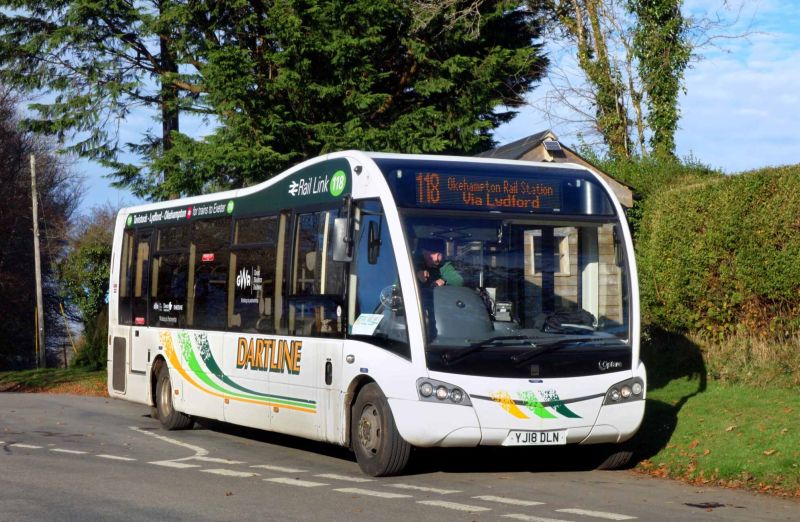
118,229,135,325
287,210,346,337
149,225,190,328
230,216,279,332
190,218,231,330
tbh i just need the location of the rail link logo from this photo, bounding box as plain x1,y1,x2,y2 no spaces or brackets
288,170,347,198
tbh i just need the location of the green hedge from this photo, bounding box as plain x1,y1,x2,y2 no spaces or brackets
637,165,800,338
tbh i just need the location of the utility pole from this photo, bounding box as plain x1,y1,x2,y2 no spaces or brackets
31,154,46,368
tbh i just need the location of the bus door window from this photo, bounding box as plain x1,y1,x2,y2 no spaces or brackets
350,200,409,359
118,229,135,325
230,215,278,333
287,210,346,337
190,217,231,330
131,229,152,326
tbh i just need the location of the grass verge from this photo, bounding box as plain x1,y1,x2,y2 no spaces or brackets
0,368,107,396
633,377,800,496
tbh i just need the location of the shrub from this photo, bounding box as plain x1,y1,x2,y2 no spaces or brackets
637,165,800,340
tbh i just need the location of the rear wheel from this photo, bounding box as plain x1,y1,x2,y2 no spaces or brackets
351,383,411,476
155,365,193,430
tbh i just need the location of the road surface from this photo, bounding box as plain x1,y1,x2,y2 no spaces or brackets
1,393,797,521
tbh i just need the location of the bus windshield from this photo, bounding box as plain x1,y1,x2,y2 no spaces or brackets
402,212,631,378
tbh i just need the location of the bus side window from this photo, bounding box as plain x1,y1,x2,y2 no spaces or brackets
151,225,190,328
189,217,231,330
230,216,278,333
118,229,135,325
287,210,346,337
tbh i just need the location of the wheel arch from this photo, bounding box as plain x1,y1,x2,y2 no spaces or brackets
150,355,168,407
343,375,376,448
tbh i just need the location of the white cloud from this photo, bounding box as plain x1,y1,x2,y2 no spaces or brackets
495,0,800,173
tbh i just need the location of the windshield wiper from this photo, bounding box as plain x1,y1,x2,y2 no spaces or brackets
442,336,535,366
511,337,625,367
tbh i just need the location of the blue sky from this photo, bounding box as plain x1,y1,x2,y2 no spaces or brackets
78,0,799,212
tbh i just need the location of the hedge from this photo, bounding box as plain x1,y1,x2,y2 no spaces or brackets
636,165,800,339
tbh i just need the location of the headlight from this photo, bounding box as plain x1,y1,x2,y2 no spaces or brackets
416,377,472,406
603,377,645,405
419,382,433,397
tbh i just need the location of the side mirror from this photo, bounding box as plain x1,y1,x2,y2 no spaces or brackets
367,220,381,265
332,217,353,262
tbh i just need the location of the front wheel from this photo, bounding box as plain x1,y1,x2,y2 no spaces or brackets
595,448,634,470
155,365,193,430
351,383,411,476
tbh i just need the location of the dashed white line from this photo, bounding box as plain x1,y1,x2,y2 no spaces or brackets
129,426,208,457
389,483,460,494
315,473,373,483
251,464,307,473
503,514,574,522
334,488,412,499
473,495,545,506
96,454,136,461
417,500,491,512
193,456,245,464
150,460,201,469
9,443,43,449
50,448,88,455
556,508,636,520
201,469,260,478
265,477,328,488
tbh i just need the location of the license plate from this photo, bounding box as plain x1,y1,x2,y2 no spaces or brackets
503,430,567,446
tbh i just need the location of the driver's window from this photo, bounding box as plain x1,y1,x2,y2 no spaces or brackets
351,200,410,359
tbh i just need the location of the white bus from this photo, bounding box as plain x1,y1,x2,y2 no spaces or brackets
108,151,645,476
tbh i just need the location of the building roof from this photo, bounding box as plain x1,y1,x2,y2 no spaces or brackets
477,130,634,208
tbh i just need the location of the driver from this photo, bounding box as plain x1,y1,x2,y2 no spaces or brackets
414,238,463,287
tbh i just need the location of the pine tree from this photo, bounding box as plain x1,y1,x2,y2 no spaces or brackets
0,0,548,199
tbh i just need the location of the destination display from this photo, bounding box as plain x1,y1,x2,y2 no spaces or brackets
414,172,562,212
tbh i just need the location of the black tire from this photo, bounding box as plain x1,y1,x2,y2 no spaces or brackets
595,448,633,470
351,383,411,477
155,365,193,430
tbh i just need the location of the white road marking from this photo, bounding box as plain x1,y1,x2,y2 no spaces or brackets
129,426,208,457
50,448,88,455
265,477,328,488
192,456,245,464
9,443,43,449
251,464,307,473
389,483,460,494
556,509,636,520
473,495,545,506
149,460,201,469
201,469,260,478
314,473,373,483
96,454,137,461
417,500,491,512
503,515,574,522
334,488,412,499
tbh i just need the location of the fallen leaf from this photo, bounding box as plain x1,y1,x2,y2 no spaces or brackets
225,491,234,497
763,449,777,456
703,449,711,456
725,425,737,432
689,439,700,449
